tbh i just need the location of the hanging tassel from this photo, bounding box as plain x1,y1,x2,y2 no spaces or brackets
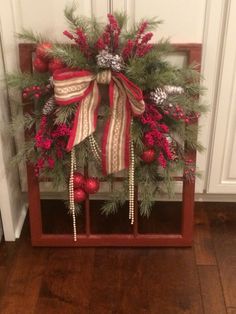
129,120,135,224
69,148,77,242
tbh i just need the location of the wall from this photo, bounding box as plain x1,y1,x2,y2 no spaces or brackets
0,20,26,241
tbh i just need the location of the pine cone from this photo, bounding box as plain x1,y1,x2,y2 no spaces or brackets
42,96,55,115
149,88,168,105
96,50,124,72
164,85,184,95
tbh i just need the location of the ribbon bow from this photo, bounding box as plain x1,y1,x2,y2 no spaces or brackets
53,69,145,175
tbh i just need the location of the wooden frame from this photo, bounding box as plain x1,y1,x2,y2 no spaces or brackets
19,43,201,247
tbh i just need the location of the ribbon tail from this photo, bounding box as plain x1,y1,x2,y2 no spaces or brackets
102,79,131,175
67,82,100,151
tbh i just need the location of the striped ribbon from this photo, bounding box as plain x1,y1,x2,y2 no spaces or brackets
53,69,145,175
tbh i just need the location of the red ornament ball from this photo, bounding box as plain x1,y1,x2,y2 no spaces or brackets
73,172,85,188
141,149,156,163
74,188,87,203
48,58,65,74
36,42,52,60
33,57,48,73
84,177,100,194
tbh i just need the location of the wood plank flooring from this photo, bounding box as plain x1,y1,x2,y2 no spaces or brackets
0,202,235,314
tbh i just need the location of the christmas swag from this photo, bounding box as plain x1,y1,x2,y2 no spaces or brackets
8,4,206,241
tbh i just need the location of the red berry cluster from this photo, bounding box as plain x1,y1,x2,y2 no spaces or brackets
73,172,100,203
141,103,173,168
122,21,153,60
22,84,51,100
162,103,201,124
63,28,91,58
34,116,71,176
33,42,65,74
95,14,121,52
162,103,187,122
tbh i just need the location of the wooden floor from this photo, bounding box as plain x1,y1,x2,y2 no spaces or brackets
0,202,236,314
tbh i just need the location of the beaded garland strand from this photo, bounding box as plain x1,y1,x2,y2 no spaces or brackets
129,120,135,224
69,148,77,241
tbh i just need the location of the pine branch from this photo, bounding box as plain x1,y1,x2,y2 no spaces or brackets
48,45,90,69
11,140,35,165
122,17,162,40
100,193,126,216
64,2,90,31
7,72,49,90
114,12,128,30
54,103,77,125
17,28,46,43
7,113,36,135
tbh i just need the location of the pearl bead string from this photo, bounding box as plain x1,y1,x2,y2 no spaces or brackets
89,134,102,163
129,120,135,225
69,148,77,242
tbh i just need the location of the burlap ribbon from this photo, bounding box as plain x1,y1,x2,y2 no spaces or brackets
53,69,145,175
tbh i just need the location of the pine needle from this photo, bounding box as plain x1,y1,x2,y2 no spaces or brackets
54,103,77,125
48,44,89,68
17,28,46,43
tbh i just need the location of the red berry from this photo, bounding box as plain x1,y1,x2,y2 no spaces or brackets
74,188,87,203
73,172,85,188
36,42,52,60
84,177,100,194
34,93,40,99
22,92,28,98
48,58,65,74
141,149,156,163
33,57,48,73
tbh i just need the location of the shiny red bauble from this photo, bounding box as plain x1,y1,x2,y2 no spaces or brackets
33,57,48,73
84,177,100,194
73,172,85,188
48,58,65,74
36,42,52,60
74,188,87,203
141,149,156,163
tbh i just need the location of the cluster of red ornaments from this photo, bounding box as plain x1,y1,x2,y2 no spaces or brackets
33,42,65,74
73,172,100,203
22,84,51,100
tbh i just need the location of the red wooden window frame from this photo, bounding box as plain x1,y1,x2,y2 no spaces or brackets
19,43,201,247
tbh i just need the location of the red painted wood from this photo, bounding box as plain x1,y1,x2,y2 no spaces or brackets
133,185,139,237
19,43,202,247
19,44,42,246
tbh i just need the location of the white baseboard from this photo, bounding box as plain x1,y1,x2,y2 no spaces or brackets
14,203,28,239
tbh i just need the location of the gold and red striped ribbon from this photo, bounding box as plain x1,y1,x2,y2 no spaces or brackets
53,68,145,175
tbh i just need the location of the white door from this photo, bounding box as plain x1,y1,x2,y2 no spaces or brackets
207,0,236,194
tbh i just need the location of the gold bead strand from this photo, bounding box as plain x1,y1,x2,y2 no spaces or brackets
129,120,135,224
69,148,77,242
